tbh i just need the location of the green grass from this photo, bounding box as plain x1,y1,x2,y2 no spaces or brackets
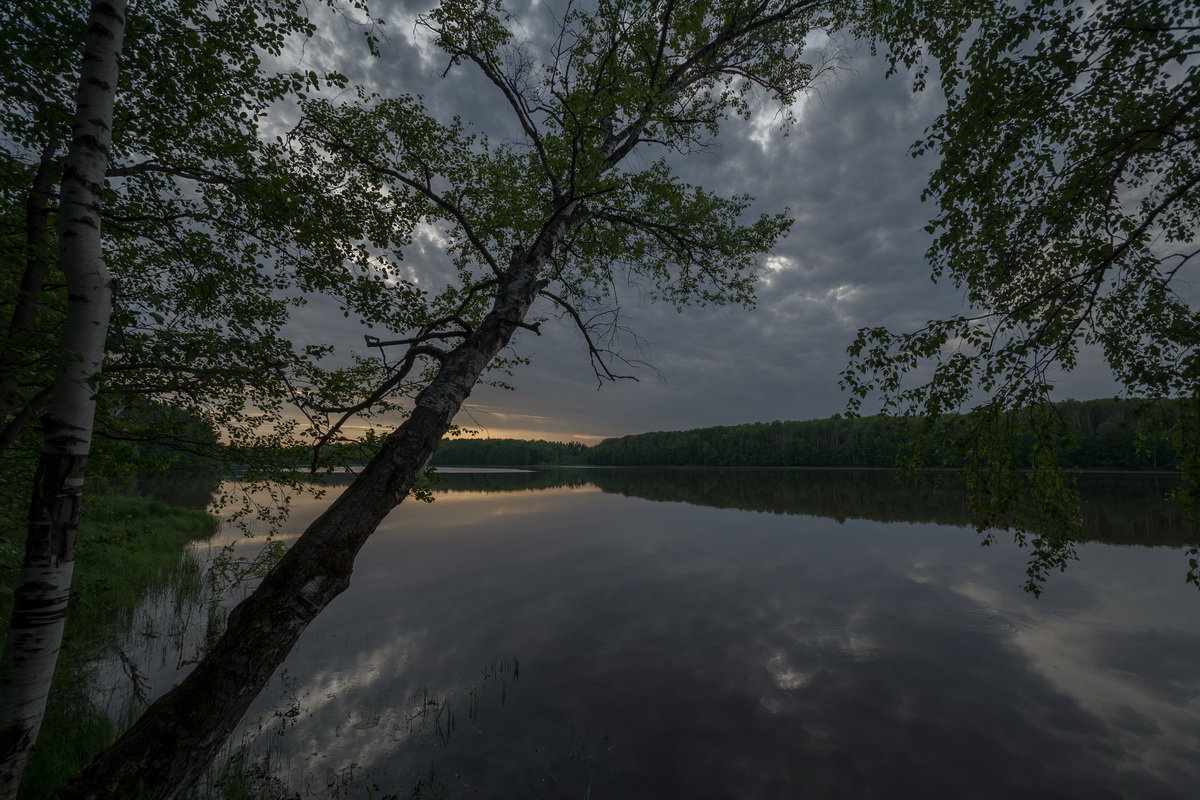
63,495,218,645
0,492,219,799
16,693,115,800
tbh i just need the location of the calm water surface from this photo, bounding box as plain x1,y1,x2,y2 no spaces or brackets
110,470,1200,798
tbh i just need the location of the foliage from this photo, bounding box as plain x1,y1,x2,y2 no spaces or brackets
841,0,1200,584
0,0,414,478
271,0,843,449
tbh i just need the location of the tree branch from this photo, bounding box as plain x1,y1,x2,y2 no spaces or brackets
539,289,642,387
309,133,503,276
106,161,241,186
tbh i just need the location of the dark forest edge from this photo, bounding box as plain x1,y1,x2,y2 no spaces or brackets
424,398,1181,470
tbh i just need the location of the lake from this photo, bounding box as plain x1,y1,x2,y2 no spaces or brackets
99,469,1200,798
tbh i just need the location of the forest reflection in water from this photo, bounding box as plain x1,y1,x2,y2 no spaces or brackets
118,469,1198,798
425,468,1192,547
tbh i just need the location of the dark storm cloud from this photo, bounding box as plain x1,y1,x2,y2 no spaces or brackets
280,4,1116,440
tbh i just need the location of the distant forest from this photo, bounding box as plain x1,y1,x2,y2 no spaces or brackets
430,398,1179,470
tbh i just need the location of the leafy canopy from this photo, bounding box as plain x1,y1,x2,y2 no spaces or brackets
287,0,842,431
0,0,419,480
843,0,1200,589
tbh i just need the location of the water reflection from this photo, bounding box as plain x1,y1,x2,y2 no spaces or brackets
109,470,1200,797
422,468,1192,547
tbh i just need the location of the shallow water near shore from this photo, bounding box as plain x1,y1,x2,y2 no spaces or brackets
99,469,1200,798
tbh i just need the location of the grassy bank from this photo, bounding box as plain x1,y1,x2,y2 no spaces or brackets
1,492,218,799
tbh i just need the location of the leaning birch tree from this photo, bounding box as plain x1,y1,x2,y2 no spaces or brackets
61,1,847,796
0,1,126,793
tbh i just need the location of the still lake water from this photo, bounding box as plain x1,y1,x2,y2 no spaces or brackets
107,469,1199,798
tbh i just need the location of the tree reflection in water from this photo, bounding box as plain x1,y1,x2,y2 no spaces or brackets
91,470,1200,798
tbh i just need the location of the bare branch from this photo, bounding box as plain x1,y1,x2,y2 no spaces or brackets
539,289,643,387
365,330,468,348
437,40,561,200
306,344,448,469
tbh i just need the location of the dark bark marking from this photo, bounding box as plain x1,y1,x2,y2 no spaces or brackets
39,414,84,434
93,1,124,23
7,607,69,626
23,451,86,564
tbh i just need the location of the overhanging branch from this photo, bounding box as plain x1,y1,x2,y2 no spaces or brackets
539,288,644,387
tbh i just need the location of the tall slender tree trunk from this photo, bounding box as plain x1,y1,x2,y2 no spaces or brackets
0,2,125,796
0,140,61,451
59,203,578,800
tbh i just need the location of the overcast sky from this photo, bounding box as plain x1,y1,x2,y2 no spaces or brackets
282,1,1122,443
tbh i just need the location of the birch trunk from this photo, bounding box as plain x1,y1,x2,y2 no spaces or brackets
0,2,125,796
59,205,578,800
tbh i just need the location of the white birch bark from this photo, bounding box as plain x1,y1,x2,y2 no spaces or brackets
0,1,126,795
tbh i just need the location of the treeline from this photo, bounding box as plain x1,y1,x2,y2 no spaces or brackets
429,438,589,466
429,399,1180,470
589,414,908,468
590,399,1177,469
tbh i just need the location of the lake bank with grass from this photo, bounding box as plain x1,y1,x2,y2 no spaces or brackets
0,484,218,799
